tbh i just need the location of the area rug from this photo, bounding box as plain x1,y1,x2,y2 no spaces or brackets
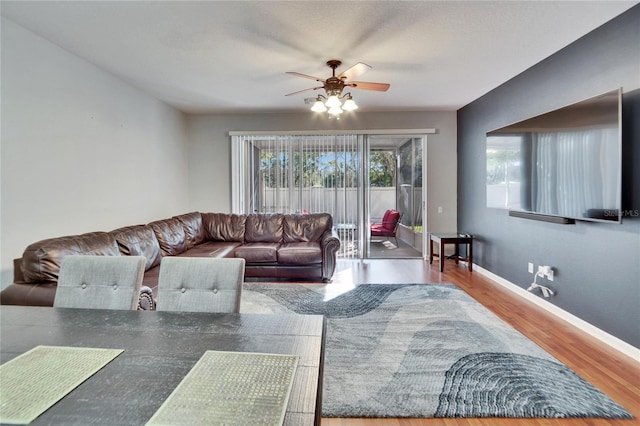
240,283,633,419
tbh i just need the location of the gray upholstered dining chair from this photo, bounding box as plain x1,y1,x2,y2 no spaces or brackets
53,255,146,310
155,257,245,313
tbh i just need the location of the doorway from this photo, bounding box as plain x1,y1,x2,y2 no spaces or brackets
231,131,430,260
366,136,425,259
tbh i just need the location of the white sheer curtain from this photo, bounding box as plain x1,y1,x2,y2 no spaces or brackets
534,128,619,218
231,134,362,257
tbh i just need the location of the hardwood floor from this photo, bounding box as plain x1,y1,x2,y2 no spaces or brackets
323,259,640,426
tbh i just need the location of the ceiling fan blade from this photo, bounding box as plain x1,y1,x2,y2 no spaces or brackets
347,81,390,92
338,62,372,80
285,86,323,96
286,72,325,82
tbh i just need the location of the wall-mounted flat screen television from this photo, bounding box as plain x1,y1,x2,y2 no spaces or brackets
486,89,622,223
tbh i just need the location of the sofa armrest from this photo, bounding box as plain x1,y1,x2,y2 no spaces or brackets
13,258,25,282
320,228,341,282
138,286,155,311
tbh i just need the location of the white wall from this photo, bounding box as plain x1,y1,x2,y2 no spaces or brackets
187,110,458,234
0,18,458,290
0,18,190,289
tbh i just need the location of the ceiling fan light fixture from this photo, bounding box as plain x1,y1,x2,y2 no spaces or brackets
287,60,389,119
311,98,327,112
328,105,343,115
342,95,358,111
325,95,342,108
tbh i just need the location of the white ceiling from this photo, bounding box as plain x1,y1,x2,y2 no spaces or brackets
1,1,637,114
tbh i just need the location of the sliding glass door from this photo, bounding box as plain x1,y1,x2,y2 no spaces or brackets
232,132,429,260
366,136,424,258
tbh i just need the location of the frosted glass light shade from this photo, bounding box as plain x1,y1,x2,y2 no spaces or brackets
325,95,342,108
342,98,358,111
311,100,327,112
328,105,343,115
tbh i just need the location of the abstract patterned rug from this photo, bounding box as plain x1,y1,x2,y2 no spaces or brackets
241,283,633,419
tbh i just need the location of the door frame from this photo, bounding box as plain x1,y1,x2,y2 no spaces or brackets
364,135,428,259
231,129,435,260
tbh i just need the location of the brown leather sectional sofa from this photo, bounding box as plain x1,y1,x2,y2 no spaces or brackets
0,212,340,307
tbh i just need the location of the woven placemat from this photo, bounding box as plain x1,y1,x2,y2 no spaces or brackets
147,351,298,426
0,345,123,425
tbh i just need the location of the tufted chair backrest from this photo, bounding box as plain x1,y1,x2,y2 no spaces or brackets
155,257,245,313
53,255,146,310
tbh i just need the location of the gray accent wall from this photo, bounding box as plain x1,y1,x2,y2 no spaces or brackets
457,6,640,347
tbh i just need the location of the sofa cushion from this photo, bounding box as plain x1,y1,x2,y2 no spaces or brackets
245,214,284,243
141,264,160,294
110,225,162,271
277,242,322,265
21,232,120,283
178,241,241,259
202,213,246,242
173,212,206,249
149,218,188,256
283,213,332,243
234,243,280,263
0,281,58,306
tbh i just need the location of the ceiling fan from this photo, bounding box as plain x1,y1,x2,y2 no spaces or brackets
285,60,390,116
285,59,390,97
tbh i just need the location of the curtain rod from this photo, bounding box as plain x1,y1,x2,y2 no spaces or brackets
228,129,436,136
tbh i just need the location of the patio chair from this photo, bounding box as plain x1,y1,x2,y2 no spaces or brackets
370,209,403,246
155,257,245,313
54,255,146,310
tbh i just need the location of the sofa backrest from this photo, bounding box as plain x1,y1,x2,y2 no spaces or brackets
173,212,207,249
202,213,246,242
244,214,284,243
20,232,120,283
283,213,333,243
110,225,162,271
148,218,188,256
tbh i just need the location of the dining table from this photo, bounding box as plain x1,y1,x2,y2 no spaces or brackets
0,306,325,425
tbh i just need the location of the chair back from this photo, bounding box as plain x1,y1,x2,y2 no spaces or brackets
156,257,245,313
54,255,146,310
383,210,402,231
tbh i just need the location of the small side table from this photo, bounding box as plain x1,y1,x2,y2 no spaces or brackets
429,233,474,272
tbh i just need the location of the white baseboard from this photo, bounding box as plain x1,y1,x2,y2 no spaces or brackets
472,263,640,361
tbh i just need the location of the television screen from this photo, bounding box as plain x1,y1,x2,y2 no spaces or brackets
486,89,622,223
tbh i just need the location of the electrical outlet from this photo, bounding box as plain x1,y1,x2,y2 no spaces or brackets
537,265,554,281
437,206,443,213
528,262,534,273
